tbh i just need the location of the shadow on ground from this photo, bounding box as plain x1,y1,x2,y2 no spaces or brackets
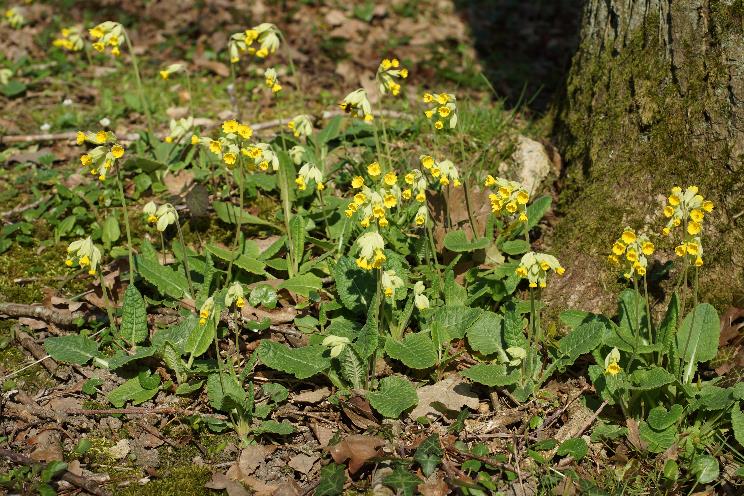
455,0,585,112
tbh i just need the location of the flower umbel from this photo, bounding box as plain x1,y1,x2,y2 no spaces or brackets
422,92,457,130
376,57,408,96
89,21,124,57
339,88,374,122
484,175,530,222
516,251,565,288
607,227,655,278
66,237,102,275
662,185,711,267
355,231,386,270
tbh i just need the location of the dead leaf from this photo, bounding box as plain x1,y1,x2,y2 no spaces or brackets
242,476,279,496
311,422,335,448
163,170,194,195
206,472,250,496
288,453,318,475
28,430,63,462
719,307,744,347
67,460,83,476
625,419,647,452
341,395,379,430
325,9,347,27
273,479,302,496
328,435,384,474
166,106,190,119
194,57,230,77
409,375,479,419
238,445,268,476
293,387,331,404
241,304,296,325
418,477,450,496
18,317,47,330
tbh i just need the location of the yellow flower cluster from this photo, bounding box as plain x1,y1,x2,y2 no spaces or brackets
515,251,565,288
484,175,529,222
4,7,24,29
339,89,374,122
422,92,457,130
225,282,245,309
77,130,125,181
228,23,281,63
264,67,282,93
296,163,324,191
165,116,195,144
355,231,386,270
419,154,461,187
662,186,713,267
287,115,313,138
89,21,123,56
376,57,408,96
608,227,655,278
65,237,102,275
344,163,405,228
143,201,177,232
202,120,278,172
53,26,84,52
382,270,404,299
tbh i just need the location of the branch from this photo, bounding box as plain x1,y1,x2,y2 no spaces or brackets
0,302,96,326
0,448,111,496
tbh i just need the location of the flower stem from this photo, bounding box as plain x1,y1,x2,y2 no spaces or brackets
98,271,117,336
123,30,152,136
175,219,195,297
226,165,244,283
115,168,135,279
279,134,295,276
459,133,478,237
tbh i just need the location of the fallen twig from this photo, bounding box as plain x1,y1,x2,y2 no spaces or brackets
0,302,95,326
14,327,68,380
64,406,227,419
1,195,50,219
0,447,111,496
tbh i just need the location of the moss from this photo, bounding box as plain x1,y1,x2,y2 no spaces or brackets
551,8,744,310
114,465,220,496
0,326,56,393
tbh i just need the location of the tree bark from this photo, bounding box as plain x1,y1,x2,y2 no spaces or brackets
552,0,744,307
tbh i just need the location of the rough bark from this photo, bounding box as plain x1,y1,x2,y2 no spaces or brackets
552,0,744,308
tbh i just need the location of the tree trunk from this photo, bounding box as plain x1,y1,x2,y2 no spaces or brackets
552,0,744,307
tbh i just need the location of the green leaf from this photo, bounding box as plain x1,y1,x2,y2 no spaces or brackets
414,434,442,476
249,285,278,309
503,310,527,349
119,284,148,345
443,269,467,306
443,229,489,252
107,346,157,370
102,215,120,245
206,372,245,412
354,289,380,359
647,404,684,430
257,341,331,379
557,321,605,363
333,256,375,314
184,317,216,361
254,420,295,435
383,467,421,496
44,335,100,365
175,381,203,395
368,376,418,418
234,255,266,275
617,289,647,338
279,273,322,297
658,292,679,348
465,311,504,355
501,239,530,255
691,455,719,484
123,156,167,173
429,306,481,340
591,422,627,442
557,438,588,460
1,80,27,97
108,374,160,407
40,460,67,483
676,303,720,376
317,116,342,145
461,364,519,387
338,346,366,389
638,421,677,453
152,314,196,349
384,333,437,369
136,255,189,299
315,462,346,496
213,200,280,230
732,402,744,447
663,459,679,481
289,214,306,266
629,366,676,390
526,195,551,229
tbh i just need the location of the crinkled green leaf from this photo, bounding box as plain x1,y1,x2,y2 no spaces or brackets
414,434,442,476
338,346,366,389
429,306,481,340
503,310,527,349
119,284,148,345
383,467,421,496
136,255,189,299
315,462,346,496
108,374,160,408
257,341,331,379
368,376,418,418
332,256,375,314
557,437,588,460
638,421,677,453
558,321,605,362
691,455,719,484
461,364,520,387
443,229,489,252
44,335,100,365
466,311,504,356
629,366,676,390
731,402,744,447
184,316,216,361
677,303,720,378
254,419,295,435
207,372,245,412
279,273,323,297
647,404,684,430
384,333,437,369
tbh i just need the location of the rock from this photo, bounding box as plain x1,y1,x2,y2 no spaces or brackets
108,439,131,460
514,135,554,196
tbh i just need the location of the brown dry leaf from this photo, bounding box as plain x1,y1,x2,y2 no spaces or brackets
194,57,230,77
418,477,450,496
288,453,318,475
18,317,47,330
341,395,379,430
311,422,335,448
625,419,647,452
409,375,479,419
242,476,279,496
28,430,63,462
273,479,302,496
552,476,577,495
328,435,384,474
719,307,744,346
292,387,331,404
163,170,194,195
51,296,83,313
166,106,190,119
325,9,347,27
241,304,296,325
205,472,250,496
238,445,268,476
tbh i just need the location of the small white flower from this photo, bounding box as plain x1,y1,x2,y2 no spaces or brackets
40,123,51,132
62,98,73,106
99,117,111,127
322,335,350,358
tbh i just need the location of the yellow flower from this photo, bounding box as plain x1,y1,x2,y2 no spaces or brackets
641,241,654,255
420,155,434,169
378,217,389,228
223,120,239,134
404,173,415,185
663,205,674,217
237,124,253,139
687,221,701,235
675,245,687,257
360,217,370,228
434,120,444,130
191,135,200,145
612,242,625,256
223,152,237,166
354,193,366,205
606,362,621,376
438,106,450,117
416,191,426,203
686,242,699,256
76,131,85,145
516,191,529,205
695,257,703,267
621,229,636,244
92,42,105,52
608,254,619,264
352,176,365,188
423,93,433,103
702,200,714,212
384,172,397,186
160,70,169,80
368,162,381,176
295,176,306,190
668,194,680,206
690,209,704,223
111,144,124,158
383,194,397,209
96,130,107,143
209,140,222,154
80,154,92,167
402,188,412,200
626,249,638,262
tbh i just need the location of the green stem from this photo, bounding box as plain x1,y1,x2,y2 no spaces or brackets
279,134,295,276
185,70,194,118
175,219,195,297
643,275,653,344
379,114,392,168
115,168,135,279
459,133,478,237
99,271,117,336
226,165,244,282
159,231,166,265
123,30,152,136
